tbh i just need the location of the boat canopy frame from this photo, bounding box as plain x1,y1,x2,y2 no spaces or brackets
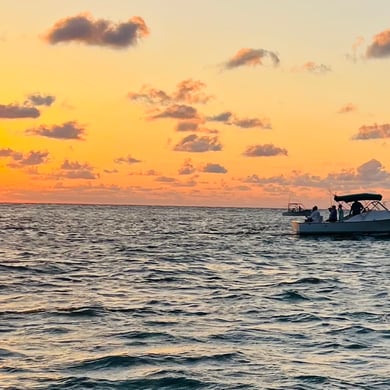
334,193,388,212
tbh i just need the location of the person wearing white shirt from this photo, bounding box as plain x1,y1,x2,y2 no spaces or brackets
307,206,321,223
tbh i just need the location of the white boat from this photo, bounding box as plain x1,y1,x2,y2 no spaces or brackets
282,202,311,217
292,193,390,236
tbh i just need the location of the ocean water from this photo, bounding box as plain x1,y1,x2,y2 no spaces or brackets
0,204,389,390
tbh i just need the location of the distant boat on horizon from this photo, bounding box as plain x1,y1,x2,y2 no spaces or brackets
282,202,311,217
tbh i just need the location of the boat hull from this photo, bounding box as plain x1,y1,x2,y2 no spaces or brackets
282,210,311,217
292,218,390,236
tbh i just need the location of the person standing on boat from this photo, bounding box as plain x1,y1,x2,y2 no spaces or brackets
338,204,344,222
327,205,337,222
350,200,364,216
306,206,321,223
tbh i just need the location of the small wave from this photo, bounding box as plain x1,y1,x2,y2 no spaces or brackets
115,330,172,340
42,375,209,390
294,374,329,384
271,290,310,302
0,264,31,272
53,305,106,317
0,348,25,358
326,325,375,335
274,313,322,323
278,276,326,286
71,351,240,371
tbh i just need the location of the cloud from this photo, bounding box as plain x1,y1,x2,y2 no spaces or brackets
26,121,85,140
206,111,270,129
44,14,149,49
173,134,222,152
232,116,271,129
27,94,56,106
178,159,196,175
346,36,365,62
129,78,212,106
366,29,390,58
155,176,176,183
60,159,98,179
128,86,171,105
224,48,280,69
352,123,390,140
171,79,213,104
356,159,389,181
326,159,390,184
242,159,390,191
175,121,199,132
9,151,49,167
0,148,18,157
201,163,227,174
207,111,233,122
149,104,199,120
244,174,289,185
338,103,357,114
293,61,331,74
0,104,40,118
174,121,218,134
243,144,288,157
114,155,142,164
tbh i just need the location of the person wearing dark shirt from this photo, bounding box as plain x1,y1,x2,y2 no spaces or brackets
350,200,364,216
327,205,337,222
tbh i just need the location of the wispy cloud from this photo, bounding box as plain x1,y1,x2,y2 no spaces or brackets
293,61,331,74
44,13,150,49
173,134,222,152
352,123,390,140
171,79,213,104
114,155,142,165
7,150,49,167
243,144,288,157
26,121,85,140
0,104,40,119
128,87,171,105
338,103,357,114
149,104,199,120
27,94,56,107
60,159,98,179
129,78,213,105
346,36,365,62
155,176,176,183
232,116,271,129
207,111,271,129
224,48,280,69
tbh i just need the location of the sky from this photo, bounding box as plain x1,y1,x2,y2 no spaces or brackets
2,0,390,208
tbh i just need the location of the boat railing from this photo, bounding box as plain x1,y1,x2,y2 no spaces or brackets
364,200,388,212
342,200,389,219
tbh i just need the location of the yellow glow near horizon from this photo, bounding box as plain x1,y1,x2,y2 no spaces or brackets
1,1,390,207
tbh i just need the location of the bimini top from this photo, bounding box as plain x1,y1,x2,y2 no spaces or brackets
334,193,382,203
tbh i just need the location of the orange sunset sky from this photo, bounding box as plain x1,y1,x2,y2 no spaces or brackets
2,0,390,208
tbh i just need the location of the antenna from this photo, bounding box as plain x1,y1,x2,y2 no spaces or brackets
327,187,333,206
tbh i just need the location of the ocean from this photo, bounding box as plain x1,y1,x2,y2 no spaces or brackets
0,204,389,389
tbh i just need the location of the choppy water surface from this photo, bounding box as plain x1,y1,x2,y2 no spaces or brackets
0,204,389,389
